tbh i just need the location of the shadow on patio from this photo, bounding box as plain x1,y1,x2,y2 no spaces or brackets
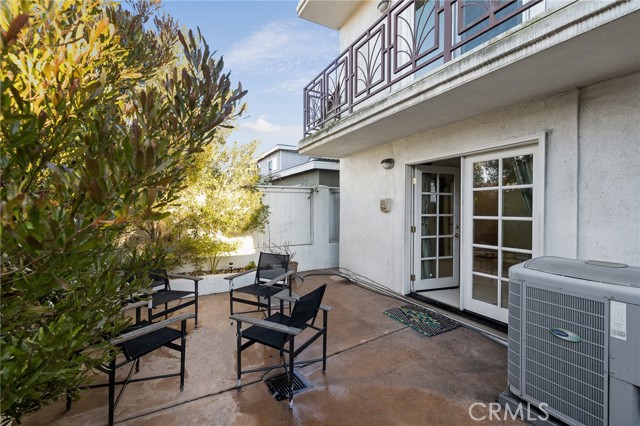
23,270,523,425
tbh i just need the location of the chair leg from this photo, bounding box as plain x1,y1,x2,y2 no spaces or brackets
180,320,186,391
108,359,116,426
288,336,295,411
267,295,272,317
229,290,234,325
236,321,242,390
323,311,328,373
194,293,199,328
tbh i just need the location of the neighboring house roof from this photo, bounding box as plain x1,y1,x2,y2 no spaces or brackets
256,144,298,161
275,159,339,179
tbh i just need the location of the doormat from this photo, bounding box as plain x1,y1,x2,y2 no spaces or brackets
384,304,460,336
265,370,312,401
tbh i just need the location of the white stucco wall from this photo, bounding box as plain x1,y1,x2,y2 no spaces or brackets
577,73,640,263
339,72,640,294
339,0,379,51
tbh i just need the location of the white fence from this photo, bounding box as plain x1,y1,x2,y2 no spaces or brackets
252,185,339,270
174,185,339,275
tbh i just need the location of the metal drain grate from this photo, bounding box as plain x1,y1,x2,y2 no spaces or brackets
265,371,312,401
384,304,460,336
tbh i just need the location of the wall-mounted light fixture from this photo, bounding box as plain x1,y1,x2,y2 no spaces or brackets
377,0,390,13
380,158,395,170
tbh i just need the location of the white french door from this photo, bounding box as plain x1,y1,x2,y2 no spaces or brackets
461,145,543,323
413,166,460,291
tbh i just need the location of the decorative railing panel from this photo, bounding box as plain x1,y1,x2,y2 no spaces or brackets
303,0,543,136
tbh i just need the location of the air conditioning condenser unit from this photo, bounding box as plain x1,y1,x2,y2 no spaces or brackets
506,256,639,426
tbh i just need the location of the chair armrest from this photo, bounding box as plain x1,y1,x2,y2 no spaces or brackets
262,271,302,288
224,268,257,281
168,273,203,282
274,293,332,312
136,288,157,297
110,313,196,345
230,314,302,336
120,300,148,313
274,293,298,303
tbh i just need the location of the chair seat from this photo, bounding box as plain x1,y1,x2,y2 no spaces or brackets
152,290,193,307
121,326,182,360
242,313,308,349
234,283,286,299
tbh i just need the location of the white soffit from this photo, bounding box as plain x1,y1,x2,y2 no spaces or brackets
297,0,362,30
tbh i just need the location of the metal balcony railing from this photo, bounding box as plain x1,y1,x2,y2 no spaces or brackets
303,0,543,136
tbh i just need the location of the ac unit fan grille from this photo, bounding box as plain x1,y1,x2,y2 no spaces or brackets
523,286,606,426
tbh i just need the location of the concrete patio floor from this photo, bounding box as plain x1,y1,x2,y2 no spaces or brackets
23,271,523,425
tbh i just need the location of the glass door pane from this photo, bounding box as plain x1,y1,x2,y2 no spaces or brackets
414,166,459,291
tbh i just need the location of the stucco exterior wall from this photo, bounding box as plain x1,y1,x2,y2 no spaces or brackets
577,73,640,263
340,73,639,294
339,1,379,51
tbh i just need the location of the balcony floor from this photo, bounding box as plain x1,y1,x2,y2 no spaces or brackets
23,271,522,425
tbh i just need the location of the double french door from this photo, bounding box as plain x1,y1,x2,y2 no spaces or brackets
411,144,542,323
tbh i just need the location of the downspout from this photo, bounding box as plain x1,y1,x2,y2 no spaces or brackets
575,88,582,258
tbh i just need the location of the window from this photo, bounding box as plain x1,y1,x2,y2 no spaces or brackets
459,0,523,54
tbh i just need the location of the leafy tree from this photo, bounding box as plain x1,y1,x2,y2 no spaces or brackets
0,0,246,422
123,136,269,273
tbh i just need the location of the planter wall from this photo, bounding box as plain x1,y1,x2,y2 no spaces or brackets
169,271,257,296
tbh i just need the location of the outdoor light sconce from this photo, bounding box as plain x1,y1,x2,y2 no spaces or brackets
380,198,391,212
380,158,395,170
377,0,391,13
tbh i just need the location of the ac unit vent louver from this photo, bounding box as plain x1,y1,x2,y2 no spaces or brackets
523,286,606,426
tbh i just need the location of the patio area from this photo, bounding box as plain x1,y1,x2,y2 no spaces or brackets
23,271,522,425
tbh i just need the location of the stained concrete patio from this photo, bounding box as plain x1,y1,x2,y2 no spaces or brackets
23,271,523,425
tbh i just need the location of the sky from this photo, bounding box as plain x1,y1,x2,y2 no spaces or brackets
159,0,339,156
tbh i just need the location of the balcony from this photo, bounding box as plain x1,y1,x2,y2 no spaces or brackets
299,0,640,157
